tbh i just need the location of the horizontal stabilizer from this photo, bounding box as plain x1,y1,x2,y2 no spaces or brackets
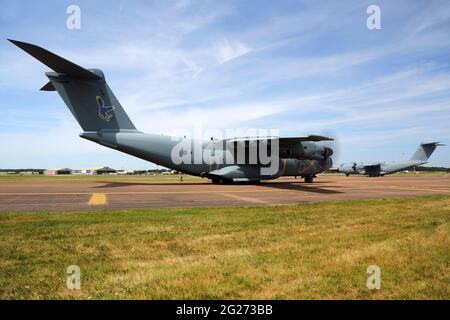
40,81,55,91
421,142,445,147
8,39,101,80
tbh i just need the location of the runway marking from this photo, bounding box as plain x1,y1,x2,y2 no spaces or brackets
392,186,450,193
89,193,107,206
220,193,269,204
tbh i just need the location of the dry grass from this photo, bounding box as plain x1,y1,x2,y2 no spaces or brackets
0,195,448,300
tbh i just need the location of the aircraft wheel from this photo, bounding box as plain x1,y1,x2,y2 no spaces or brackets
304,175,314,183
211,177,221,184
345,173,350,177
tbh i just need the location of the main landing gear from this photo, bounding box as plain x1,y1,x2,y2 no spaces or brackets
211,177,221,184
304,175,314,183
211,178,260,184
211,177,233,184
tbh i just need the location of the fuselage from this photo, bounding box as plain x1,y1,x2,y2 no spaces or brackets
81,130,332,181
380,161,425,174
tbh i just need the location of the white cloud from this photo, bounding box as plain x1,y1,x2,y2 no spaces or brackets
215,39,252,64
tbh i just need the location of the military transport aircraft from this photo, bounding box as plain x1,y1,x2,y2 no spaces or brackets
10,39,335,183
336,142,443,177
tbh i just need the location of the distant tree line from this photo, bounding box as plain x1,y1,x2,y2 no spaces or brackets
416,166,450,172
0,169,45,174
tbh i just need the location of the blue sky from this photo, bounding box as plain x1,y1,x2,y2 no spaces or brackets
0,0,449,169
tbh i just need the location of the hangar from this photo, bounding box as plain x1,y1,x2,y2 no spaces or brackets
72,167,116,175
44,168,72,175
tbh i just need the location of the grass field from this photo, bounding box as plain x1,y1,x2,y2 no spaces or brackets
0,195,448,300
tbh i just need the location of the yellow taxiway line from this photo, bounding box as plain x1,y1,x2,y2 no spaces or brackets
88,193,107,205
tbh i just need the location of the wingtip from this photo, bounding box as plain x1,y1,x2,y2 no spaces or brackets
7,39,31,49
7,38,20,44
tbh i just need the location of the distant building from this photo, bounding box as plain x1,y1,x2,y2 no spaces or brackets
45,168,72,175
116,169,135,175
72,167,116,175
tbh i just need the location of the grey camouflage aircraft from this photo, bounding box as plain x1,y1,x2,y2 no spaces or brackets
336,142,443,177
10,39,334,183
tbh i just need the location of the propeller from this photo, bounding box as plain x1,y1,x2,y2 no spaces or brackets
323,146,334,159
318,131,340,164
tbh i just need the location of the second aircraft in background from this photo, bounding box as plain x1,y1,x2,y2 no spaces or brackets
336,142,443,177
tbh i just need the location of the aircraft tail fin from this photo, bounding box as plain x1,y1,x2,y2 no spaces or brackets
9,39,137,132
410,142,444,162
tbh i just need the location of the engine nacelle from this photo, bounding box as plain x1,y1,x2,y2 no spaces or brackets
280,141,333,160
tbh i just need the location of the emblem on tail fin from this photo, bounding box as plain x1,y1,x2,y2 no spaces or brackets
96,96,115,121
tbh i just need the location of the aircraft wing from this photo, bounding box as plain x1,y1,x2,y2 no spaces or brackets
221,135,334,160
225,135,333,145
362,162,382,167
